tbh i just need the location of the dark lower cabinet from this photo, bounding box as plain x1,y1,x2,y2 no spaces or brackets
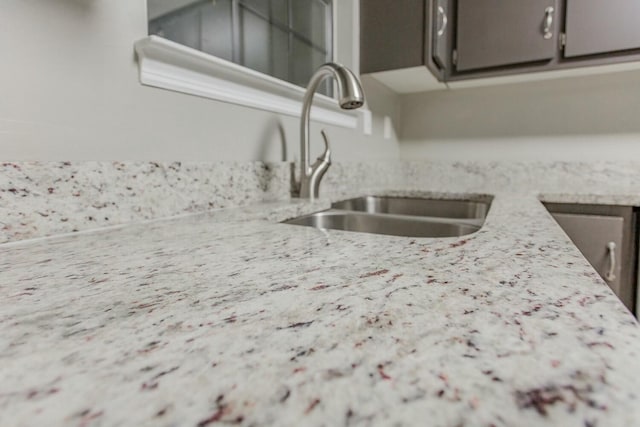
544,203,638,314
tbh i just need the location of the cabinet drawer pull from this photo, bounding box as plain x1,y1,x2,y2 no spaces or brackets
437,6,448,37
543,6,554,40
605,241,616,282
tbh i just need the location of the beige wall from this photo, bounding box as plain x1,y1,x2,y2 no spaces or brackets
400,69,640,161
1,0,400,161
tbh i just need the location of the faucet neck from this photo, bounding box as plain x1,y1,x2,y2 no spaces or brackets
300,66,335,183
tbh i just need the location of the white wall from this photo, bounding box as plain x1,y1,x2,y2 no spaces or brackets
0,0,400,161
400,69,640,161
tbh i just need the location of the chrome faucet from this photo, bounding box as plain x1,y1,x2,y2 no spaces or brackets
298,63,365,199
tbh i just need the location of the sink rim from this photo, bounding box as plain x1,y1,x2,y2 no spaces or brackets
319,209,485,227
330,194,493,220
283,209,483,238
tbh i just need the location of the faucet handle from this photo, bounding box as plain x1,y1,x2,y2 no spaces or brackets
308,130,332,199
318,129,331,164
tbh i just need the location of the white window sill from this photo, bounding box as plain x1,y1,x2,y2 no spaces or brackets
134,36,372,133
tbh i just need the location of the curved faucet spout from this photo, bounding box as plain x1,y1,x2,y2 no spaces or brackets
298,63,365,200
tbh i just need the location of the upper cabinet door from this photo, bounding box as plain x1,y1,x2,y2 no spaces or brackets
432,0,451,70
455,0,558,72
564,0,640,58
360,0,425,74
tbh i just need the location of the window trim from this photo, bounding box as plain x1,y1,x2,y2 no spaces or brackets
133,35,372,132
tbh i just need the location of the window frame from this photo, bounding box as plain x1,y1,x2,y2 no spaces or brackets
136,0,371,133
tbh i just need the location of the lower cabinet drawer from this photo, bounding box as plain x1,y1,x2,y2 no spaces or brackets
547,206,636,313
552,213,623,290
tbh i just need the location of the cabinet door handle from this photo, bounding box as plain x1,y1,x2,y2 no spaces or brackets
437,6,448,37
543,6,554,40
605,241,617,282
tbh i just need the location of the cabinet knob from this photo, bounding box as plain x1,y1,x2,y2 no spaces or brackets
543,6,555,40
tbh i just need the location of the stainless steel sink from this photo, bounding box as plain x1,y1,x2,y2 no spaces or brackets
331,196,489,219
285,210,481,238
283,195,492,238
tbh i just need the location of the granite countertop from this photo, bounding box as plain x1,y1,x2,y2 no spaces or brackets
1,190,639,427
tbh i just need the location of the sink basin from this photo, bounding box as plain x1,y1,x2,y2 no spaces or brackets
331,196,490,219
284,195,491,238
285,210,481,238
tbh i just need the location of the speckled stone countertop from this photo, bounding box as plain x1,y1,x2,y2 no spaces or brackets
1,188,639,427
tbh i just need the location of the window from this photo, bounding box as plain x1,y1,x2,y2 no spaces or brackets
148,0,333,95
137,0,370,132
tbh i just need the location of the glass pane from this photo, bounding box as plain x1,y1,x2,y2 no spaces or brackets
149,7,201,51
239,9,290,82
291,37,330,95
239,0,288,26
270,26,290,82
239,0,269,16
240,8,271,75
148,0,204,20
149,0,234,61
200,1,233,61
269,0,289,26
292,0,329,50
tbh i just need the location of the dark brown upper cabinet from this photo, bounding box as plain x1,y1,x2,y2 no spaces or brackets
564,0,640,58
361,0,640,85
360,0,425,74
455,0,558,71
